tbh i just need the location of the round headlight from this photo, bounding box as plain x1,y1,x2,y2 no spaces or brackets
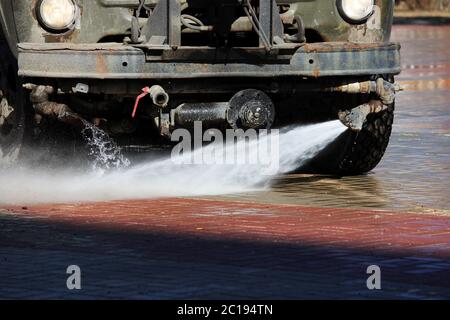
37,0,78,33
337,0,375,24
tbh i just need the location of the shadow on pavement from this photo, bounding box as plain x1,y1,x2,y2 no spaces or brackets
0,212,449,300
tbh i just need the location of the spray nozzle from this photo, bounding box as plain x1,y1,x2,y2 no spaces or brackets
132,85,169,118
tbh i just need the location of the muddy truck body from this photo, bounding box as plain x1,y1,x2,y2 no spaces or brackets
0,0,401,174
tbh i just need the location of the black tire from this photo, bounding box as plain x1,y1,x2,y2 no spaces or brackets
0,39,28,166
311,102,394,176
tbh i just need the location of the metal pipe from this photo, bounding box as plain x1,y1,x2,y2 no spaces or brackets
132,85,169,118
148,85,169,108
172,102,228,127
23,84,86,129
170,89,275,131
328,79,403,105
338,100,387,132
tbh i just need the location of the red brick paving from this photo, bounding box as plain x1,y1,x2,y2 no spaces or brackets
4,198,450,258
1,198,450,299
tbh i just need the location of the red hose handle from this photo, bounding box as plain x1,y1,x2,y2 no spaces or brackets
132,87,150,118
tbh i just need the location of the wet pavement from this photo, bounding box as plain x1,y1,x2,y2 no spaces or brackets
1,199,450,299
1,24,450,299
214,24,450,214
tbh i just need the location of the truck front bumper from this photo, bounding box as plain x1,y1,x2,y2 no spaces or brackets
18,42,401,80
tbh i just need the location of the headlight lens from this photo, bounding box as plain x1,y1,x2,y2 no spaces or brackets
337,0,375,24
37,0,77,32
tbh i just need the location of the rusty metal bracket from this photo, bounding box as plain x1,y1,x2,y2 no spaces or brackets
243,0,285,50
258,0,285,47
140,0,181,48
17,42,402,79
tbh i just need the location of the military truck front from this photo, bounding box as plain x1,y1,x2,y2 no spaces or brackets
0,1,401,174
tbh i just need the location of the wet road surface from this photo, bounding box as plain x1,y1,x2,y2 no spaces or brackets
1,199,450,299
0,24,450,299
214,24,450,214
